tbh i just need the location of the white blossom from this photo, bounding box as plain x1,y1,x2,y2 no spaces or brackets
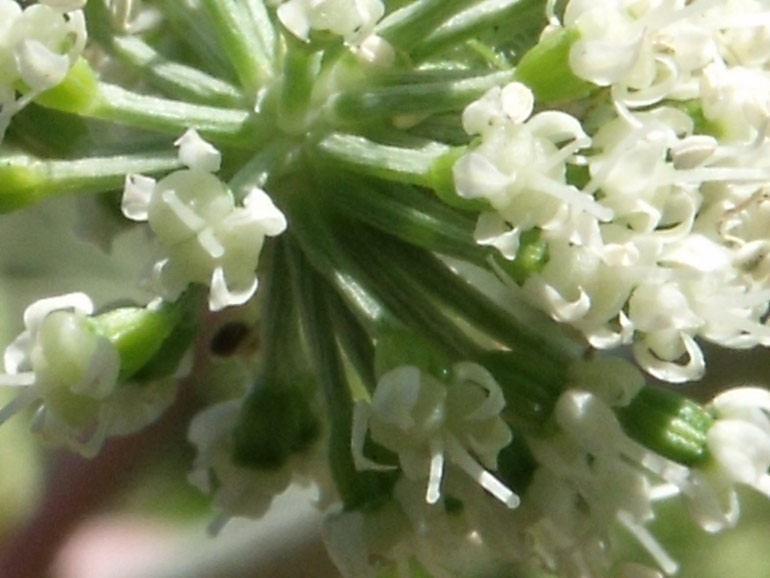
703,387,770,502
188,398,326,533
122,130,287,311
0,294,119,455
0,0,87,139
353,362,518,508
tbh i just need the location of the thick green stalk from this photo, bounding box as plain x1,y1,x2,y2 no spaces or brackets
84,0,244,106
109,36,244,106
278,37,322,134
157,0,240,83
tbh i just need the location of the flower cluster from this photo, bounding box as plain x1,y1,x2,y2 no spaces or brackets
353,361,517,508
453,0,770,382
0,0,87,138
122,129,287,311
0,293,183,456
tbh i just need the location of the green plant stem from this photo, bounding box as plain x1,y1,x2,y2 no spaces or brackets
314,132,449,187
200,0,274,93
378,0,475,50
286,237,395,509
329,69,515,122
93,84,257,145
85,0,244,106
314,170,485,264
411,0,546,62
0,149,180,212
157,0,240,83
279,36,322,134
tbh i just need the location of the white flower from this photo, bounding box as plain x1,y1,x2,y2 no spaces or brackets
703,387,770,501
0,0,87,138
454,82,606,260
277,0,385,46
353,362,518,508
562,0,718,105
526,390,686,577
122,130,287,311
187,399,325,533
0,293,120,456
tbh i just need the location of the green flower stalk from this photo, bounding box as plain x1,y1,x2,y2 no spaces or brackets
3,1,770,578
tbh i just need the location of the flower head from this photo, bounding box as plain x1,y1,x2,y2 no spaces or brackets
353,361,518,508
0,0,87,139
122,130,287,311
0,293,119,455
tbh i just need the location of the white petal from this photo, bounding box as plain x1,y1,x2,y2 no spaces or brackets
277,0,311,41
241,187,288,236
500,82,535,124
209,267,258,311
174,129,221,172
121,174,156,221
14,39,69,92
633,331,705,383
708,420,770,488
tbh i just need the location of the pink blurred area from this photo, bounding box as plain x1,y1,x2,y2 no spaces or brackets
52,516,179,578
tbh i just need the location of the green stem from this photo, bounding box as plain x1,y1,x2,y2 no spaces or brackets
329,69,515,122
258,238,306,382
111,36,244,107
242,0,279,59
279,36,322,134
282,194,402,336
411,0,546,62
325,288,378,396
93,84,256,146
314,132,449,187
286,236,395,509
0,149,180,212
377,0,475,51
228,137,301,201
156,0,239,83
364,227,579,373
85,0,244,106
200,0,274,92
284,189,474,356
313,169,485,263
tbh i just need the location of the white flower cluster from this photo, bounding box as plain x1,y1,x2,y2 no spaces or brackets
0,0,87,139
456,0,770,382
333,357,770,578
0,293,176,456
122,129,288,311
353,362,518,508
521,381,770,578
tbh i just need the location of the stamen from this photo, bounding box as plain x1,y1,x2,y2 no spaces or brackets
616,510,678,575
445,434,520,508
426,436,444,504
